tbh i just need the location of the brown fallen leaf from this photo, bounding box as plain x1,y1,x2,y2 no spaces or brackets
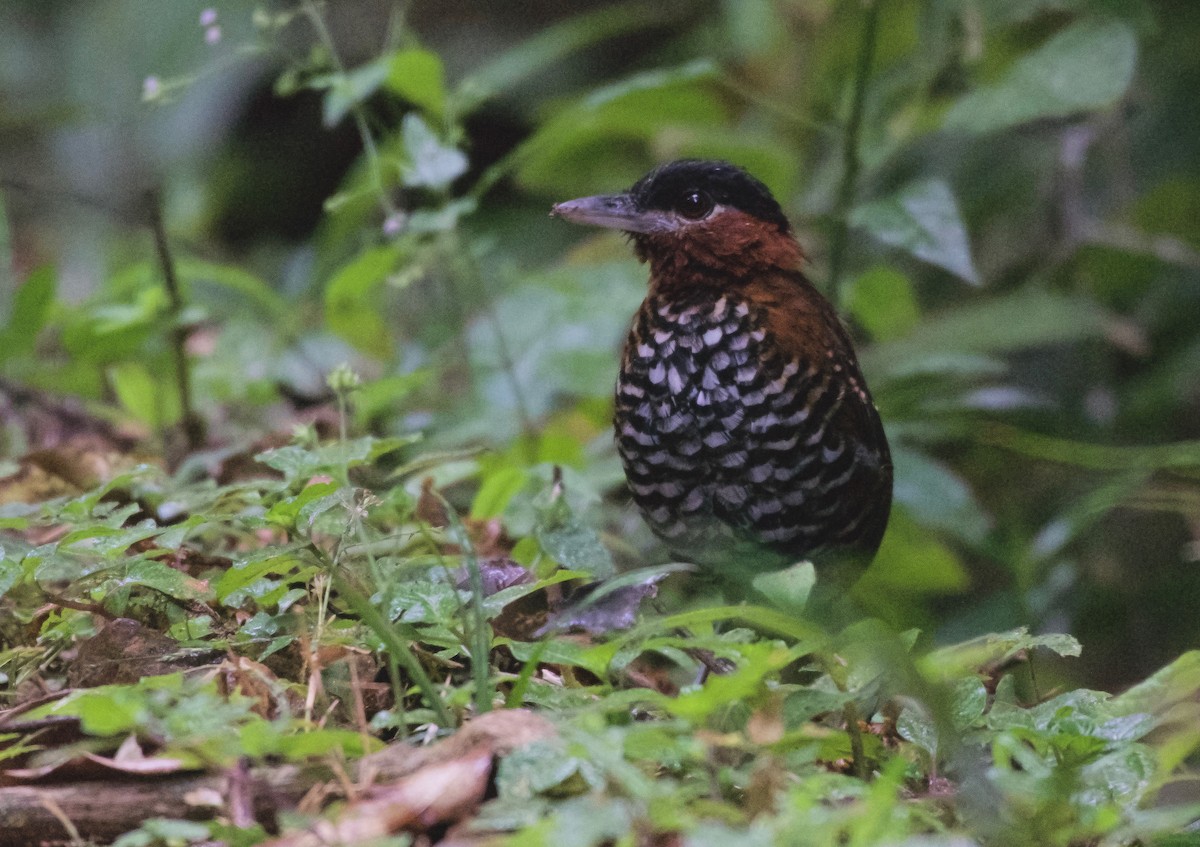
261,745,494,847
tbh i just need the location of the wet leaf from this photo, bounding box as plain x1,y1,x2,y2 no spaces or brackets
533,481,615,579
849,179,979,284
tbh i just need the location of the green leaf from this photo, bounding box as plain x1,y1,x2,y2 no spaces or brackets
891,445,990,545
863,288,1109,375
944,18,1138,135
0,557,23,599
534,486,615,579
177,259,288,320
1110,651,1200,717
843,266,920,341
321,59,389,127
497,738,605,799
472,466,530,519
264,481,342,530
506,633,608,676
109,362,181,427
61,286,166,363
919,627,1082,681
665,641,800,721
385,48,445,117
72,686,149,736
270,724,376,758
384,579,464,625
467,262,646,430
952,676,989,728
115,559,213,602
751,561,816,614
536,519,614,579
0,265,56,361
353,372,428,425
400,113,468,189
113,818,212,847
849,179,979,284
979,424,1200,472
324,244,403,358
854,508,970,608
216,550,310,604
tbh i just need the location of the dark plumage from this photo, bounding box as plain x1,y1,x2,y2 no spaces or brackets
552,160,892,577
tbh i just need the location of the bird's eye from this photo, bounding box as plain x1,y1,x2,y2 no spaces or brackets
675,190,714,220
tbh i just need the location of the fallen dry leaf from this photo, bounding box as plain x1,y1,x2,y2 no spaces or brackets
262,745,493,847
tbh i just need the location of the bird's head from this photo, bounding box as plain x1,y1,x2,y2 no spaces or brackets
552,159,802,284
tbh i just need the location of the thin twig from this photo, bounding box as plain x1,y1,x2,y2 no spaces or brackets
827,0,882,301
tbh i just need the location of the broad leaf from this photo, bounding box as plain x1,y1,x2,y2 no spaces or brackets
849,179,979,284
385,48,446,118
321,60,389,127
401,113,468,190
0,265,56,361
323,244,404,358
944,19,1137,135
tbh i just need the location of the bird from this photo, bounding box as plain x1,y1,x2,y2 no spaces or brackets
551,159,892,588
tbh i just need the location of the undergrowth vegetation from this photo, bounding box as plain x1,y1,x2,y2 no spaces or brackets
1,1,1199,845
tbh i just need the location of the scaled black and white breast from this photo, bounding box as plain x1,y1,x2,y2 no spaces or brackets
615,289,888,569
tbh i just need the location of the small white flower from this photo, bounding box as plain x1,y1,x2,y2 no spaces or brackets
205,24,222,45
199,8,218,26
142,76,162,101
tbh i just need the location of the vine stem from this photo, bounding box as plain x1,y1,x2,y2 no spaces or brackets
827,0,882,302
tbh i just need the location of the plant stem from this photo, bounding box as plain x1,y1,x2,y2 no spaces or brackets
827,0,882,302
146,189,203,451
843,700,869,780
